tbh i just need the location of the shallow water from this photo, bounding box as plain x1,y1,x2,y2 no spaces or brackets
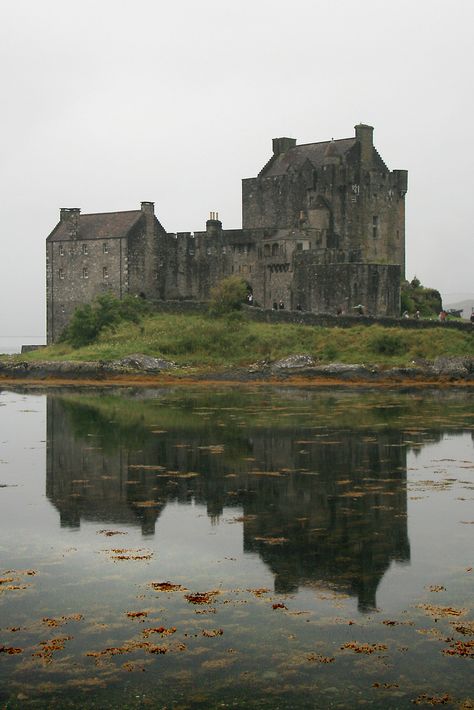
0,386,473,709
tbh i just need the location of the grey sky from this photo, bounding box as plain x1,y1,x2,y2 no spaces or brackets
1,0,473,338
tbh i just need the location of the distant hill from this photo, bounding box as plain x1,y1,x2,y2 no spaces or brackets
444,299,474,319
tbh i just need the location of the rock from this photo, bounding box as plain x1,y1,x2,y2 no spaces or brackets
431,356,474,378
271,354,316,370
109,354,176,372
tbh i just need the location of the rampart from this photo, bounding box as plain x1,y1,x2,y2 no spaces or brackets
150,300,473,332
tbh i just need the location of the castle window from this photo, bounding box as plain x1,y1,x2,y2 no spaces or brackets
272,243,279,256
59,268,65,279
296,242,303,251
103,242,108,254
59,244,64,256
372,216,379,239
264,244,270,257
103,267,108,279
82,267,88,279
82,243,88,255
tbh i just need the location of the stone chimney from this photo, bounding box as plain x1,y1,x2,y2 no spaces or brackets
140,201,155,216
206,211,222,236
60,208,80,239
272,137,297,155
354,124,374,164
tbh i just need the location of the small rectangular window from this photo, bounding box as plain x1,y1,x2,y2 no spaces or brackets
103,266,108,279
103,242,108,254
372,215,379,239
59,268,65,279
59,244,64,256
83,267,88,279
82,243,88,255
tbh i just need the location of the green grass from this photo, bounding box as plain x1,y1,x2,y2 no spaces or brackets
20,313,473,369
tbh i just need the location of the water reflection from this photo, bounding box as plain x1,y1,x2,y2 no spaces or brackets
46,390,418,611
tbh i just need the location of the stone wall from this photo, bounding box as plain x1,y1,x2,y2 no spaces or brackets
150,300,473,333
46,235,127,342
292,259,401,316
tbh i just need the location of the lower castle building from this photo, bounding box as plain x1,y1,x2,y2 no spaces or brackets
46,123,407,343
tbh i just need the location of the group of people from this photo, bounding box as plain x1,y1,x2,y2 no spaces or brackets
402,310,421,319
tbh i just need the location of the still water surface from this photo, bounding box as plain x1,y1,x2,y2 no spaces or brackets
0,387,473,708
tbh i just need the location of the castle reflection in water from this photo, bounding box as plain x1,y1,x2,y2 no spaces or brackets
46,390,413,612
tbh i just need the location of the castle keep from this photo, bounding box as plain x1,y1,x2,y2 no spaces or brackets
46,124,407,342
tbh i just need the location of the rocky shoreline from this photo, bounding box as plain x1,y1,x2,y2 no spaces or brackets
0,353,473,385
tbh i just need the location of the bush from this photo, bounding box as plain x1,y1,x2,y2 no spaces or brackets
368,332,407,356
62,293,150,347
209,276,248,316
401,279,442,317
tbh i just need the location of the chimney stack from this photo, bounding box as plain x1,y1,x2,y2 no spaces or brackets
272,137,297,155
206,211,222,236
141,201,155,215
60,207,80,239
354,124,374,164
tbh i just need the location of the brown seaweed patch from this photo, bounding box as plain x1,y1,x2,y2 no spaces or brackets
412,693,453,705
150,581,187,592
0,645,23,654
341,642,387,654
33,635,73,662
418,604,466,618
185,590,221,605
307,653,335,663
247,588,270,598
451,621,474,636
143,627,176,638
42,614,83,627
105,548,153,561
442,640,474,658
202,629,223,638
97,530,128,537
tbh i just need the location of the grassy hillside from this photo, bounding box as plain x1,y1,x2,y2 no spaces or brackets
23,312,473,370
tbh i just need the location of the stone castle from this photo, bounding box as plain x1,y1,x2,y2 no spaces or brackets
46,123,407,342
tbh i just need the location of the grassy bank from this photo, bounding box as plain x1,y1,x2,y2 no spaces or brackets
21,312,473,370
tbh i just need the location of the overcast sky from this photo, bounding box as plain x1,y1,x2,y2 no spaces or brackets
1,0,473,339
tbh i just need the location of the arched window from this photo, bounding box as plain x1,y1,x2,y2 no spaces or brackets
272,243,279,256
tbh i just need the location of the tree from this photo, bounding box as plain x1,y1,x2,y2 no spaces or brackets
62,293,150,347
209,276,248,316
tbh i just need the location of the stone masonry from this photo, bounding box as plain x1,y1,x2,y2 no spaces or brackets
46,124,407,342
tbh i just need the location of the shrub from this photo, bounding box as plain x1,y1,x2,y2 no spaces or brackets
209,276,248,316
368,332,407,356
401,279,442,317
62,293,150,347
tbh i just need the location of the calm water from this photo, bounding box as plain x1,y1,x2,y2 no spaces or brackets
0,386,473,709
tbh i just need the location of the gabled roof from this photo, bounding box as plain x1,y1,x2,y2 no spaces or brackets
259,137,357,178
47,210,143,241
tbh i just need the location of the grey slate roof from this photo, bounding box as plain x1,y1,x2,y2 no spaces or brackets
47,210,143,241
260,137,357,177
